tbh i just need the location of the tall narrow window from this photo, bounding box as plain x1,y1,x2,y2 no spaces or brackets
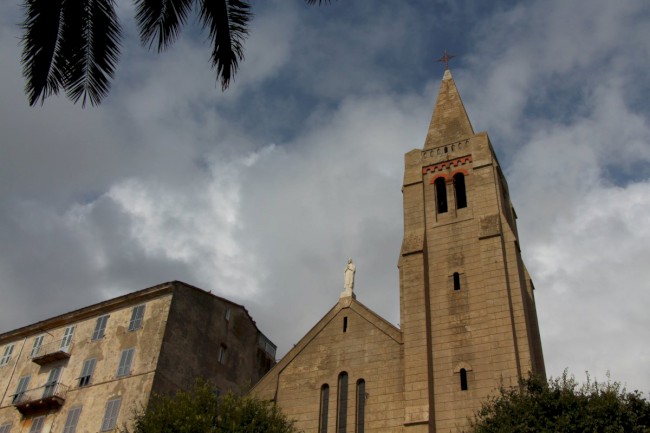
460,368,468,391
116,348,135,377
225,307,231,321
343,317,348,333
30,335,44,358
13,376,30,404
434,178,448,214
0,422,12,433
337,372,348,433
128,305,146,331
454,173,467,209
29,416,45,433
43,367,62,397
453,272,461,291
0,344,14,366
101,398,122,431
79,358,96,387
63,407,82,433
218,345,227,364
356,379,365,433
92,315,109,340
319,384,329,433
60,326,75,351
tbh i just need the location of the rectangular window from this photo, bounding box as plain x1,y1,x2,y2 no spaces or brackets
43,367,62,398
1,344,15,366
79,358,96,387
92,315,109,340
30,335,45,358
63,407,82,433
218,345,227,364
116,348,135,377
60,326,75,350
0,423,11,433
101,398,121,431
29,416,45,433
13,375,31,404
225,307,231,321
128,305,145,331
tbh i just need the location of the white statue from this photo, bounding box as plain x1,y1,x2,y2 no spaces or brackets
342,258,356,298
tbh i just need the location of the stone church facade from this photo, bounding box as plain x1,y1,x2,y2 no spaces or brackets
251,69,546,433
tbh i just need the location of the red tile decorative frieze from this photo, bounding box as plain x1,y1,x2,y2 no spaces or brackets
422,155,472,175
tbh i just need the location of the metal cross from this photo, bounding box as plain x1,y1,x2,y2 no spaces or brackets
436,50,456,69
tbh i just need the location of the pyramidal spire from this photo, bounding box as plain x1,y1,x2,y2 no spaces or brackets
423,69,474,150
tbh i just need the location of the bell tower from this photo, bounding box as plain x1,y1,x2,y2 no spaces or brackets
398,69,545,433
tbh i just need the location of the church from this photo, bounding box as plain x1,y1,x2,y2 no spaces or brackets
251,68,546,433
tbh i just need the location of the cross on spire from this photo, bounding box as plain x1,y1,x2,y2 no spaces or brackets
436,50,456,69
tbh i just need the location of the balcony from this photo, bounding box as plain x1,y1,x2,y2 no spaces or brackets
12,383,68,415
30,339,72,365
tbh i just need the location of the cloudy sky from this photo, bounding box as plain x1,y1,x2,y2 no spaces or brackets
1,0,649,393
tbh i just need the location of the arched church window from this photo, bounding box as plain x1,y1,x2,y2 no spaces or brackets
453,272,461,291
319,384,329,433
454,173,467,209
356,379,365,433
337,372,348,433
460,368,468,391
434,177,448,214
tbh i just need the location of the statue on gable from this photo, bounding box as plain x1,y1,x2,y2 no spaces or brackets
341,258,356,299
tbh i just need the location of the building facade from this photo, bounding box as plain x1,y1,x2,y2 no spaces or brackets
0,281,276,433
252,69,545,433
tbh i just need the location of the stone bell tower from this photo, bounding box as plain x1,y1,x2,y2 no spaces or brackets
398,69,545,433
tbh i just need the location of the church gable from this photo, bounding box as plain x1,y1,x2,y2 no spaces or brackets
252,297,404,432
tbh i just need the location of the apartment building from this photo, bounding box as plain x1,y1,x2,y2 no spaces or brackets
0,281,276,433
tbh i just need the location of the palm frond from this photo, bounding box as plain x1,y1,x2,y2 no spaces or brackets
136,0,194,51
63,0,122,106
21,0,65,106
199,0,251,90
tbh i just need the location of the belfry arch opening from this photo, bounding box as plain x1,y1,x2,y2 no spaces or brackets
434,177,448,214
454,173,467,209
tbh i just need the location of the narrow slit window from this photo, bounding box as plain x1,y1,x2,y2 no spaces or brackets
343,317,348,333
454,173,467,209
225,307,231,321
434,178,448,214
453,272,461,291
356,379,365,433
218,344,227,364
319,384,329,433
337,372,348,433
460,368,468,391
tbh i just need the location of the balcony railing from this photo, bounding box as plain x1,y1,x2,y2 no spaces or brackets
12,382,68,415
30,339,73,365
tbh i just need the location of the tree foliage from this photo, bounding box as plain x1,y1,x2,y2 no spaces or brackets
468,372,650,433
125,380,299,433
20,0,335,107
